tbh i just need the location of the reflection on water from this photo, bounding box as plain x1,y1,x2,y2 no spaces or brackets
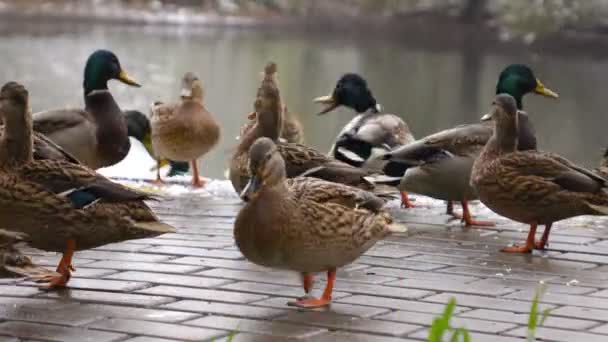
1,22,607,179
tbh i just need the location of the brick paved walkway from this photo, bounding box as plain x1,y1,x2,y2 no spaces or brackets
1,194,608,342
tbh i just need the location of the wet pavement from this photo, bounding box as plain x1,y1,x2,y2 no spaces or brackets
1,194,608,341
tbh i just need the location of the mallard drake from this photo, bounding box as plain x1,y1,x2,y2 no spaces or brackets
150,72,220,187
124,110,190,177
471,94,608,253
381,64,558,225
229,63,377,194
0,82,174,288
33,50,140,170
240,105,304,144
235,137,406,308
314,73,415,205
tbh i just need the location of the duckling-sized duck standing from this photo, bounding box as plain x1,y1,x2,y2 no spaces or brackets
235,137,406,308
381,64,558,225
33,50,141,170
0,82,175,288
150,72,220,187
230,63,380,194
472,94,608,253
314,73,416,206
124,110,190,178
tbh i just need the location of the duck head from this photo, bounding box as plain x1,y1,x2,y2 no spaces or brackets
0,82,29,122
240,137,286,202
482,94,519,153
496,64,558,110
83,50,140,95
180,72,203,100
314,73,381,115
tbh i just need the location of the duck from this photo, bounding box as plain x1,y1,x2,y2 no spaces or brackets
380,64,559,226
471,94,608,253
124,110,190,178
229,63,379,194
33,50,141,170
0,230,52,278
150,72,220,187
240,105,304,144
597,148,608,178
314,73,416,205
235,137,406,308
0,81,175,288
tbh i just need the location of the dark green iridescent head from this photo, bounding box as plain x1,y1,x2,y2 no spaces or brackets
83,50,141,95
495,64,558,109
314,73,381,115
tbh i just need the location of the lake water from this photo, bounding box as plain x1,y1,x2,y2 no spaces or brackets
1,21,607,179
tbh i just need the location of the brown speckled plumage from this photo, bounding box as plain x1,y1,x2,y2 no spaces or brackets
471,94,608,251
229,62,376,194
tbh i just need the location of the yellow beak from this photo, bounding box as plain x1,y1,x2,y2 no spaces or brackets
118,70,141,87
313,94,338,115
534,79,558,98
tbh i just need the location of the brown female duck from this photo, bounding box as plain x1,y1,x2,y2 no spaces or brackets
33,50,140,170
235,137,406,308
471,94,608,253
150,72,220,187
229,63,378,194
0,82,174,288
381,64,558,224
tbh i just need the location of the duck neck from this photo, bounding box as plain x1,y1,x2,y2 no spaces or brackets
0,106,33,167
496,82,525,110
485,115,519,159
83,70,109,97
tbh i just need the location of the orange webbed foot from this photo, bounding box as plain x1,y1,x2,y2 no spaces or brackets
501,244,534,254
288,297,332,308
400,192,417,208
31,269,71,290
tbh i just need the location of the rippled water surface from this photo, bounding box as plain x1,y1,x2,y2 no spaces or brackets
1,22,607,178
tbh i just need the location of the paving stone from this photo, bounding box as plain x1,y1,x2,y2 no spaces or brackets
592,323,608,334
122,337,182,342
168,257,267,270
85,260,203,274
221,281,350,300
89,318,226,341
46,278,149,292
94,243,152,252
364,244,418,258
128,237,232,249
197,268,301,286
505,290,608,310
144,246,243,259
0,285,40,297
0,321,126,342
161,233,233,242
312,331,420,342
69,268,119,278
384,278,514,296
41,289,174,307
77,303,199,323
185,315,326,338
337,295,469,314
213,333,300,342
551,306,608,322
459,308,599,330
355,256,447,271
332,282,432,299
162,300,286,319
31,255,97,267
437,265,559,282
364,267,479,283
279,311,421,337
0,298,75,310
424,293,555,313
409,254,597,271
551,252,608,265
506,326,608,342
377,310,516,333
137,285,267,303
409,329,526,342
253,297,390,318
468,278,596,295
75,250,171,262
105,271,231,288
0,304,103,326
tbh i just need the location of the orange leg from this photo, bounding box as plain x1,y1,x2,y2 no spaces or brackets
535,223,552,250
461,200,495,227
502,223,537,253
400,191,416,208
289,269,335,308
34,239,76,289
153,159,165,185
295,272,315,300
191,160,206,188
